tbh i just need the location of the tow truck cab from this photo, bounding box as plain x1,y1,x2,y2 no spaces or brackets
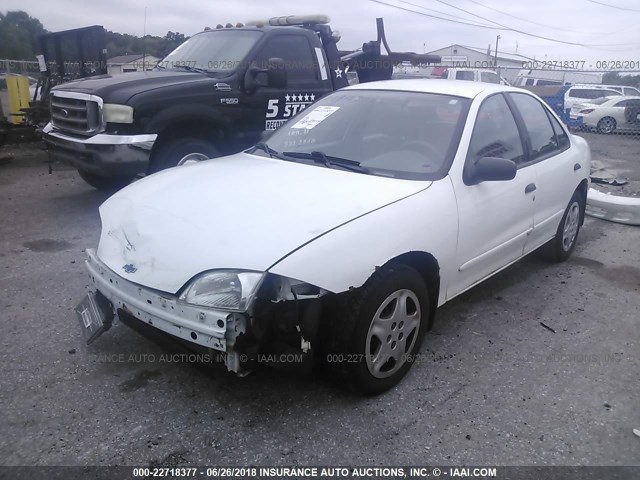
41,15,440,190
41,16,341,189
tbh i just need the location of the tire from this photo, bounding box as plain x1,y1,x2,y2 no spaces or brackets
324,263,430,395
77,169,133,191
544,190,584,262
149,137,218,173
597,117,616,134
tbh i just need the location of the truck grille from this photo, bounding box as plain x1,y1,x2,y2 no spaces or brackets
50,92,102,135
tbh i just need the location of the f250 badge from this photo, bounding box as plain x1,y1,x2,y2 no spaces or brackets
265,93,316,130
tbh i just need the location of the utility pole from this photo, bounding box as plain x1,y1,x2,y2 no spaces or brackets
142,6,147,71
494,35,500,68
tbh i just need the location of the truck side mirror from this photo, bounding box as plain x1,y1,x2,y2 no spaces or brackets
244,57,287,92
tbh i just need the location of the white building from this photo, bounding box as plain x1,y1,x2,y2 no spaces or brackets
107,54,160,75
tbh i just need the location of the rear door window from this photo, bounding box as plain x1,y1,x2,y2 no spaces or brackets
455,70,475,81
508,93,559,161
480,72,500,84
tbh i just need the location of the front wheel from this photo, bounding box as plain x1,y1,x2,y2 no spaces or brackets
325,263,430,395
149,137,218,173
544,190,584,262
77,169,133,191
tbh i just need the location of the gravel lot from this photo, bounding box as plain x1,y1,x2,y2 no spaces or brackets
0,137,638,468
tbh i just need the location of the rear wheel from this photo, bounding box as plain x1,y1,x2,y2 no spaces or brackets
325,263,429,395
77,169,133,191
149,137,218,173
597,116,616,134
544,190,584,262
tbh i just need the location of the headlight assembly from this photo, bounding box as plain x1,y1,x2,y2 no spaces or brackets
179,271,264,311
103,104,134,124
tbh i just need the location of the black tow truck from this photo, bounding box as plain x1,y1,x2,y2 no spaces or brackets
42,15,440,190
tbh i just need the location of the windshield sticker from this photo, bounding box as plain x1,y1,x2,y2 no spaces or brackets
291,106,340,130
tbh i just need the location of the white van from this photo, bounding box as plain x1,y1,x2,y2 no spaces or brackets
564,85,627,112
435,67,510,85
392,65,509,85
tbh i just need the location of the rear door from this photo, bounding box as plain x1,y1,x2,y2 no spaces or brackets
506,92,577,251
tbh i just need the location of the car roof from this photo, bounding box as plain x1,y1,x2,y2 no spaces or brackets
605,95,640,101
346,79,517,99
570,84,620,89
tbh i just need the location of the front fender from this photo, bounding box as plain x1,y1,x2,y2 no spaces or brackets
268,179,458,305
143,103,231,134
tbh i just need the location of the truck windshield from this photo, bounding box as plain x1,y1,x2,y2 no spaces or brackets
260,90,471,181
160,30,262,73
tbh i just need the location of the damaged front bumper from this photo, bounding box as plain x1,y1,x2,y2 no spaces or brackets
84,249,252,371
81,249,327,374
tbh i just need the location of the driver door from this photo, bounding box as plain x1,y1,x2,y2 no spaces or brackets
243,33,331,141
448,93,535,298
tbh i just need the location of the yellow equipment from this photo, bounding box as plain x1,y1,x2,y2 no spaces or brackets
6,74,31,124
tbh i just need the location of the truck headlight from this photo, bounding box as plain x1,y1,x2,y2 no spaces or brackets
103,104,134,124
179,271,264,311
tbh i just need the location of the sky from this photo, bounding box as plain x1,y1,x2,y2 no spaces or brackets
3,0,640,68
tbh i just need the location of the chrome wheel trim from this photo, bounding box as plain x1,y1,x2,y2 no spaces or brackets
177,152,209,166
562,201,580,251
365,289,421,379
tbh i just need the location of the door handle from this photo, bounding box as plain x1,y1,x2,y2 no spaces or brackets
525,183,537,194
574,163,581,171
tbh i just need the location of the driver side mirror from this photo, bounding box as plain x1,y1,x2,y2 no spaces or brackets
465,157,517,185
244,57,288,92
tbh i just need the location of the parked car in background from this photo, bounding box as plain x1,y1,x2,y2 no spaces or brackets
601,84,640,97
564,85,625,112
570,95,640,134
76,80,590,394
393,66,510,85
512,69,603,88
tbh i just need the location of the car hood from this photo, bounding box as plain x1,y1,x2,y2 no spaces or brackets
96,153,431,294
51,70,211,104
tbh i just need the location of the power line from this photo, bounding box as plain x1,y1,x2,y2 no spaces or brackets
368,0,503,29
585,0,640,12
395,0,497,27
369,0,639,47
430,0,636,46
464,0,615,35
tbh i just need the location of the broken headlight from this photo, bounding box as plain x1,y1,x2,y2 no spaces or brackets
179,271,264,311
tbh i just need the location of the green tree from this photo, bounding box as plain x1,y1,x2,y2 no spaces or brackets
603,71,640,88
0,10,47,60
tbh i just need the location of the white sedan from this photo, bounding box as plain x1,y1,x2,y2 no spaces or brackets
76,80,591,394
570,95,640,134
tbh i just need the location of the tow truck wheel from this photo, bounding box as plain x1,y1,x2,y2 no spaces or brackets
150,137,219,173
77,169,133,191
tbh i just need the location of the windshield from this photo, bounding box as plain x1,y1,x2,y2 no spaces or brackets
258,90,471,180
160,30,262,73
